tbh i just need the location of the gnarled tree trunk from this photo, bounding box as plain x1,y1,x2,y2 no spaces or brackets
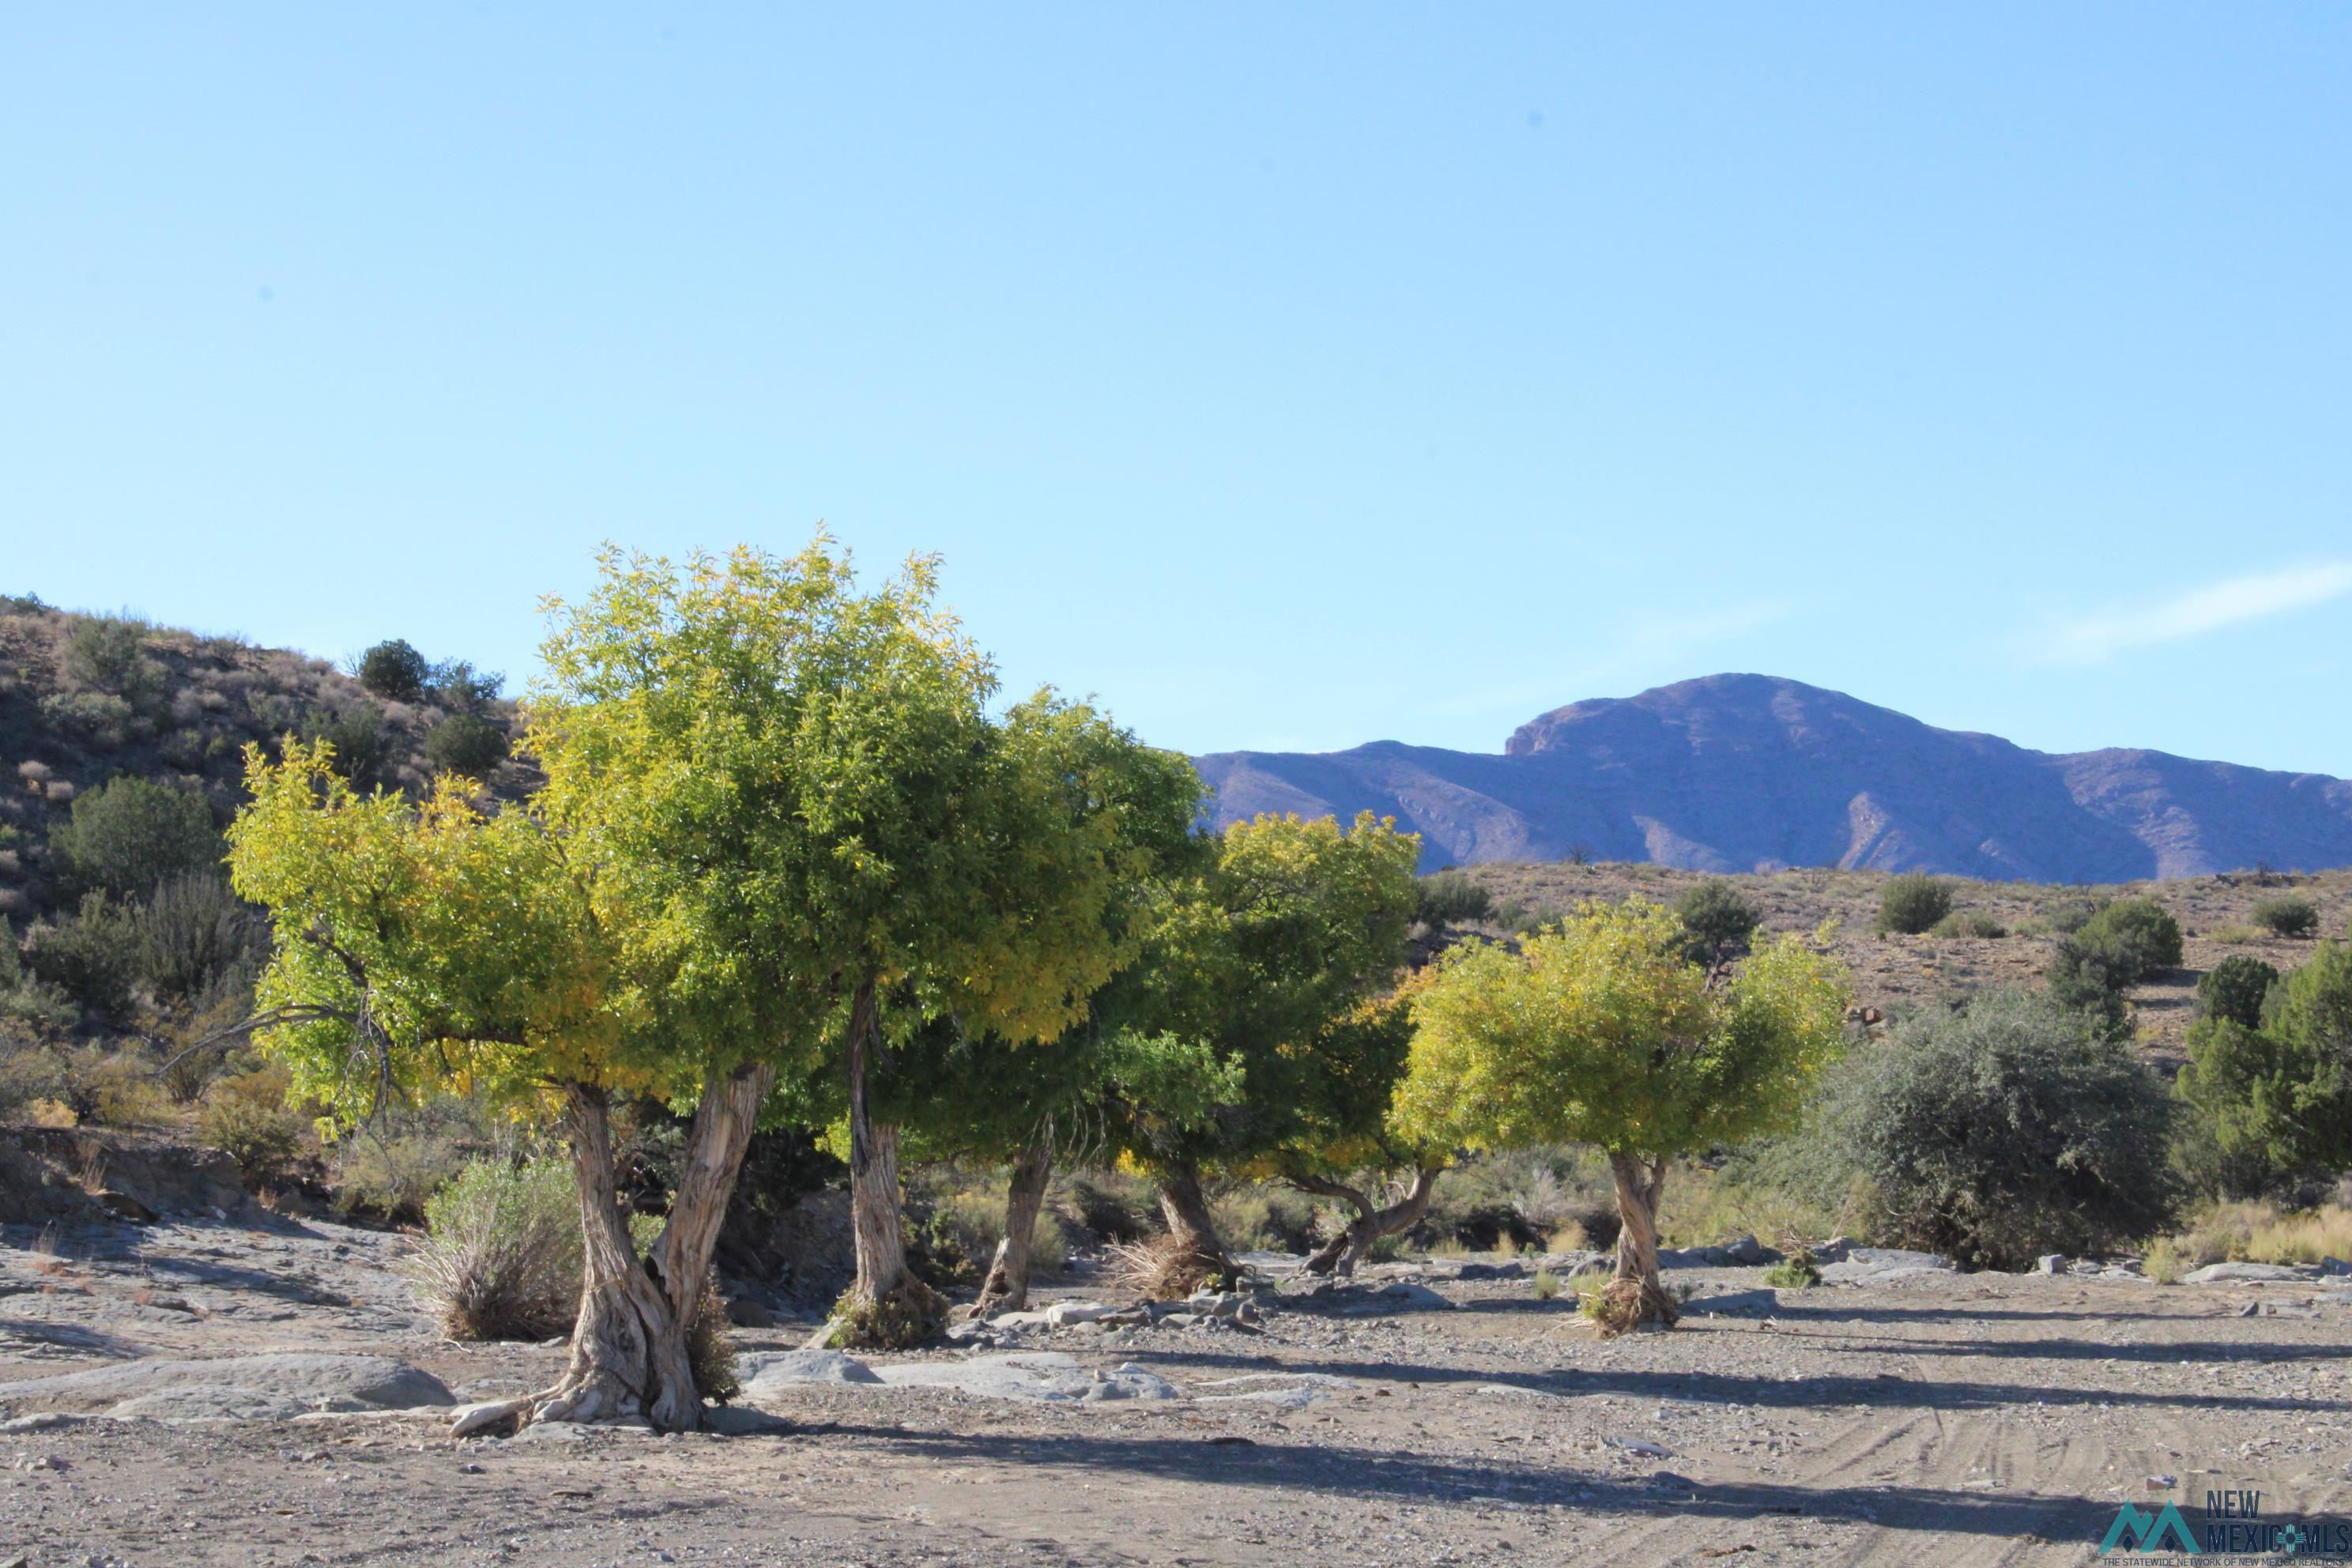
1600,1149,1678,1335
1296,1163,1444,1276
844,978,909,1302
532,1060,776,1432
973,1139,1051,1316
1155,1156,1233,1289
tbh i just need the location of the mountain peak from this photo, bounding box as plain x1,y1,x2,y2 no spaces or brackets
1197,674,2352,880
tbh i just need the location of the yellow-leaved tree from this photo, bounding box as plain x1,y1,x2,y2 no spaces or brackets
1393,899,1849,1332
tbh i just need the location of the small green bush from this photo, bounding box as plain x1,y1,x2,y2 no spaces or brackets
307,706,397,792
354,639,431,703
2197,955,2281,1031
1672,880,1762,963
2077,899,2184,980
2037,897,2106,936
2250,896,2320,939
1760,1250,1820,1289
1414,870,1494,929
23,894,141,1019
1874,875,1952,936
424,712,508,776
50,777,222,900
1530,1268,1562,1299
1932,910,2007,940
1834,987,2177,1268
62,613,156,694
133,871,262,1006
198,1065,306,1182
2176,943,2352,1181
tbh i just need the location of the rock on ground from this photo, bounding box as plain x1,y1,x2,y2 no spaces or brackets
0,1354,451,1420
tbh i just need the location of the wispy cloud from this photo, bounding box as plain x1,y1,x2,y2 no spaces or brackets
2041,562,2352,665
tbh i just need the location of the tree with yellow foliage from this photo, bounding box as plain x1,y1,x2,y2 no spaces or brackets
1394,901,1849,1332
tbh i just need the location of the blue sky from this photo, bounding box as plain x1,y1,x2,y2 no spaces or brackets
5,6,2349,773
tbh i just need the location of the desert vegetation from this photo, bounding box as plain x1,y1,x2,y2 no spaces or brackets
6,548,2352,1460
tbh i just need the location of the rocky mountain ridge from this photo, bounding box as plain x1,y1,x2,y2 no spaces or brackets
1195,673,2352,880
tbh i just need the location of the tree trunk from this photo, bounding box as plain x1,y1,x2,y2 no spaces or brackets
1155,1157,1233,1288
1297,1165,1444,1276
844,978,909,1304
1601,1149,1679,1335
974,1140,1051,1316
530,1059,776,1432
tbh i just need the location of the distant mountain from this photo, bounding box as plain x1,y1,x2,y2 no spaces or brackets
1193,674,2352,880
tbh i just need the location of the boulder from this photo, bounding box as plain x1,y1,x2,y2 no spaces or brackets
1455,1261,1526,1282
737,1350,884,1393
873,1352,1178,1404
2037,1254,2070,1276
2182,1262,2305,1284
1045,1299,1119,1326
1819,1248,1952,1285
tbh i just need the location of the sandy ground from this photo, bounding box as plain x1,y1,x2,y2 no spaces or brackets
4,1213,2350,1567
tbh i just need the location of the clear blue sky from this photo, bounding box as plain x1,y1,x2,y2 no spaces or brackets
6,6,2349,773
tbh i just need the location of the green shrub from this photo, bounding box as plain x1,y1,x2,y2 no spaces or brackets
331,1095,499,1221
1672,880,1762,963
2141,1235,2185,1284
197,1064,306,1182
1834,987,2177,1268
40,691,136,745
23,894,141,1019
0,1030,70,1120
1931,910,2007,940
2037,897,2105,936
424,712,507,776
403,1157,584,1341
1414,870,1494,929
1874,875,1952,936
1530,1268,1562,1299
133,871,262,1006
1212,1184,1321,1253
1760,1250,1820,1289
49,777,222,899
2197,956,2281,1031
62,613,156,694
2251,896,2320,939
354,639,430,703
2077,899,2183,980
428,659,504,712
307,705,397,792
2176,943,2352,1182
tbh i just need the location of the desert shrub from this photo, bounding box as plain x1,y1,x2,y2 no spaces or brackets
62,613,154,691
354,639,431,703
197,1064,306,1182
2197,956,2281,1030
307,705,397,792
2036,896,2105,936
2076,898,2183,980
1414,869,1494,929
58,1042,171,1126
404,1156,584,1341
1060,1171,1156,1243
1834,987,2177,1269
2176,942,2352,1183
331,1095,499,1221
1212,1184,1320,1253
24,894,141,1019
133,871,263,1005
1105,1232,1221,1299
824,1276,948,1350
921,1182,1069,1280
1874,874,1952,936
40,691,136,745
1760,1250,1821,1289
2251,896,2320,939
49,776,222,899
1530,1268,1563,1299
2140,1235,2185,1283
428,659,504,712
0,1030,70,1120
685,1271,740,1404
2211,925,2263,945
1672,879,1762,963
1931,910,2007,940
423,712,507,775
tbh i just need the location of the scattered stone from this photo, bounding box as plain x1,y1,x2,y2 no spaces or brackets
1819,1249,1952,1285
2319,1257,2350,1277
1687,1288,1778,1317
870,1351,1178,1404
449,1397,533,1438
2037,1254,2069,1275
1604,1437,1673,1457
1045,1299,1119,1326
2147,1474,2177,1490
2237,1302,2260,1317
1456,1261,1526,1281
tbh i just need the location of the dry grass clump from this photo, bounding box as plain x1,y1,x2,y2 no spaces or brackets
1106,1232,1223,1299
2161,1201,2352,1269
401,1157,582,1341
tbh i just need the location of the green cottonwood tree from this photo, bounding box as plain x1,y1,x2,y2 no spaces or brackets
532,543,1187,1345
1393,900,1849,1332
1103,811,1421,1287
